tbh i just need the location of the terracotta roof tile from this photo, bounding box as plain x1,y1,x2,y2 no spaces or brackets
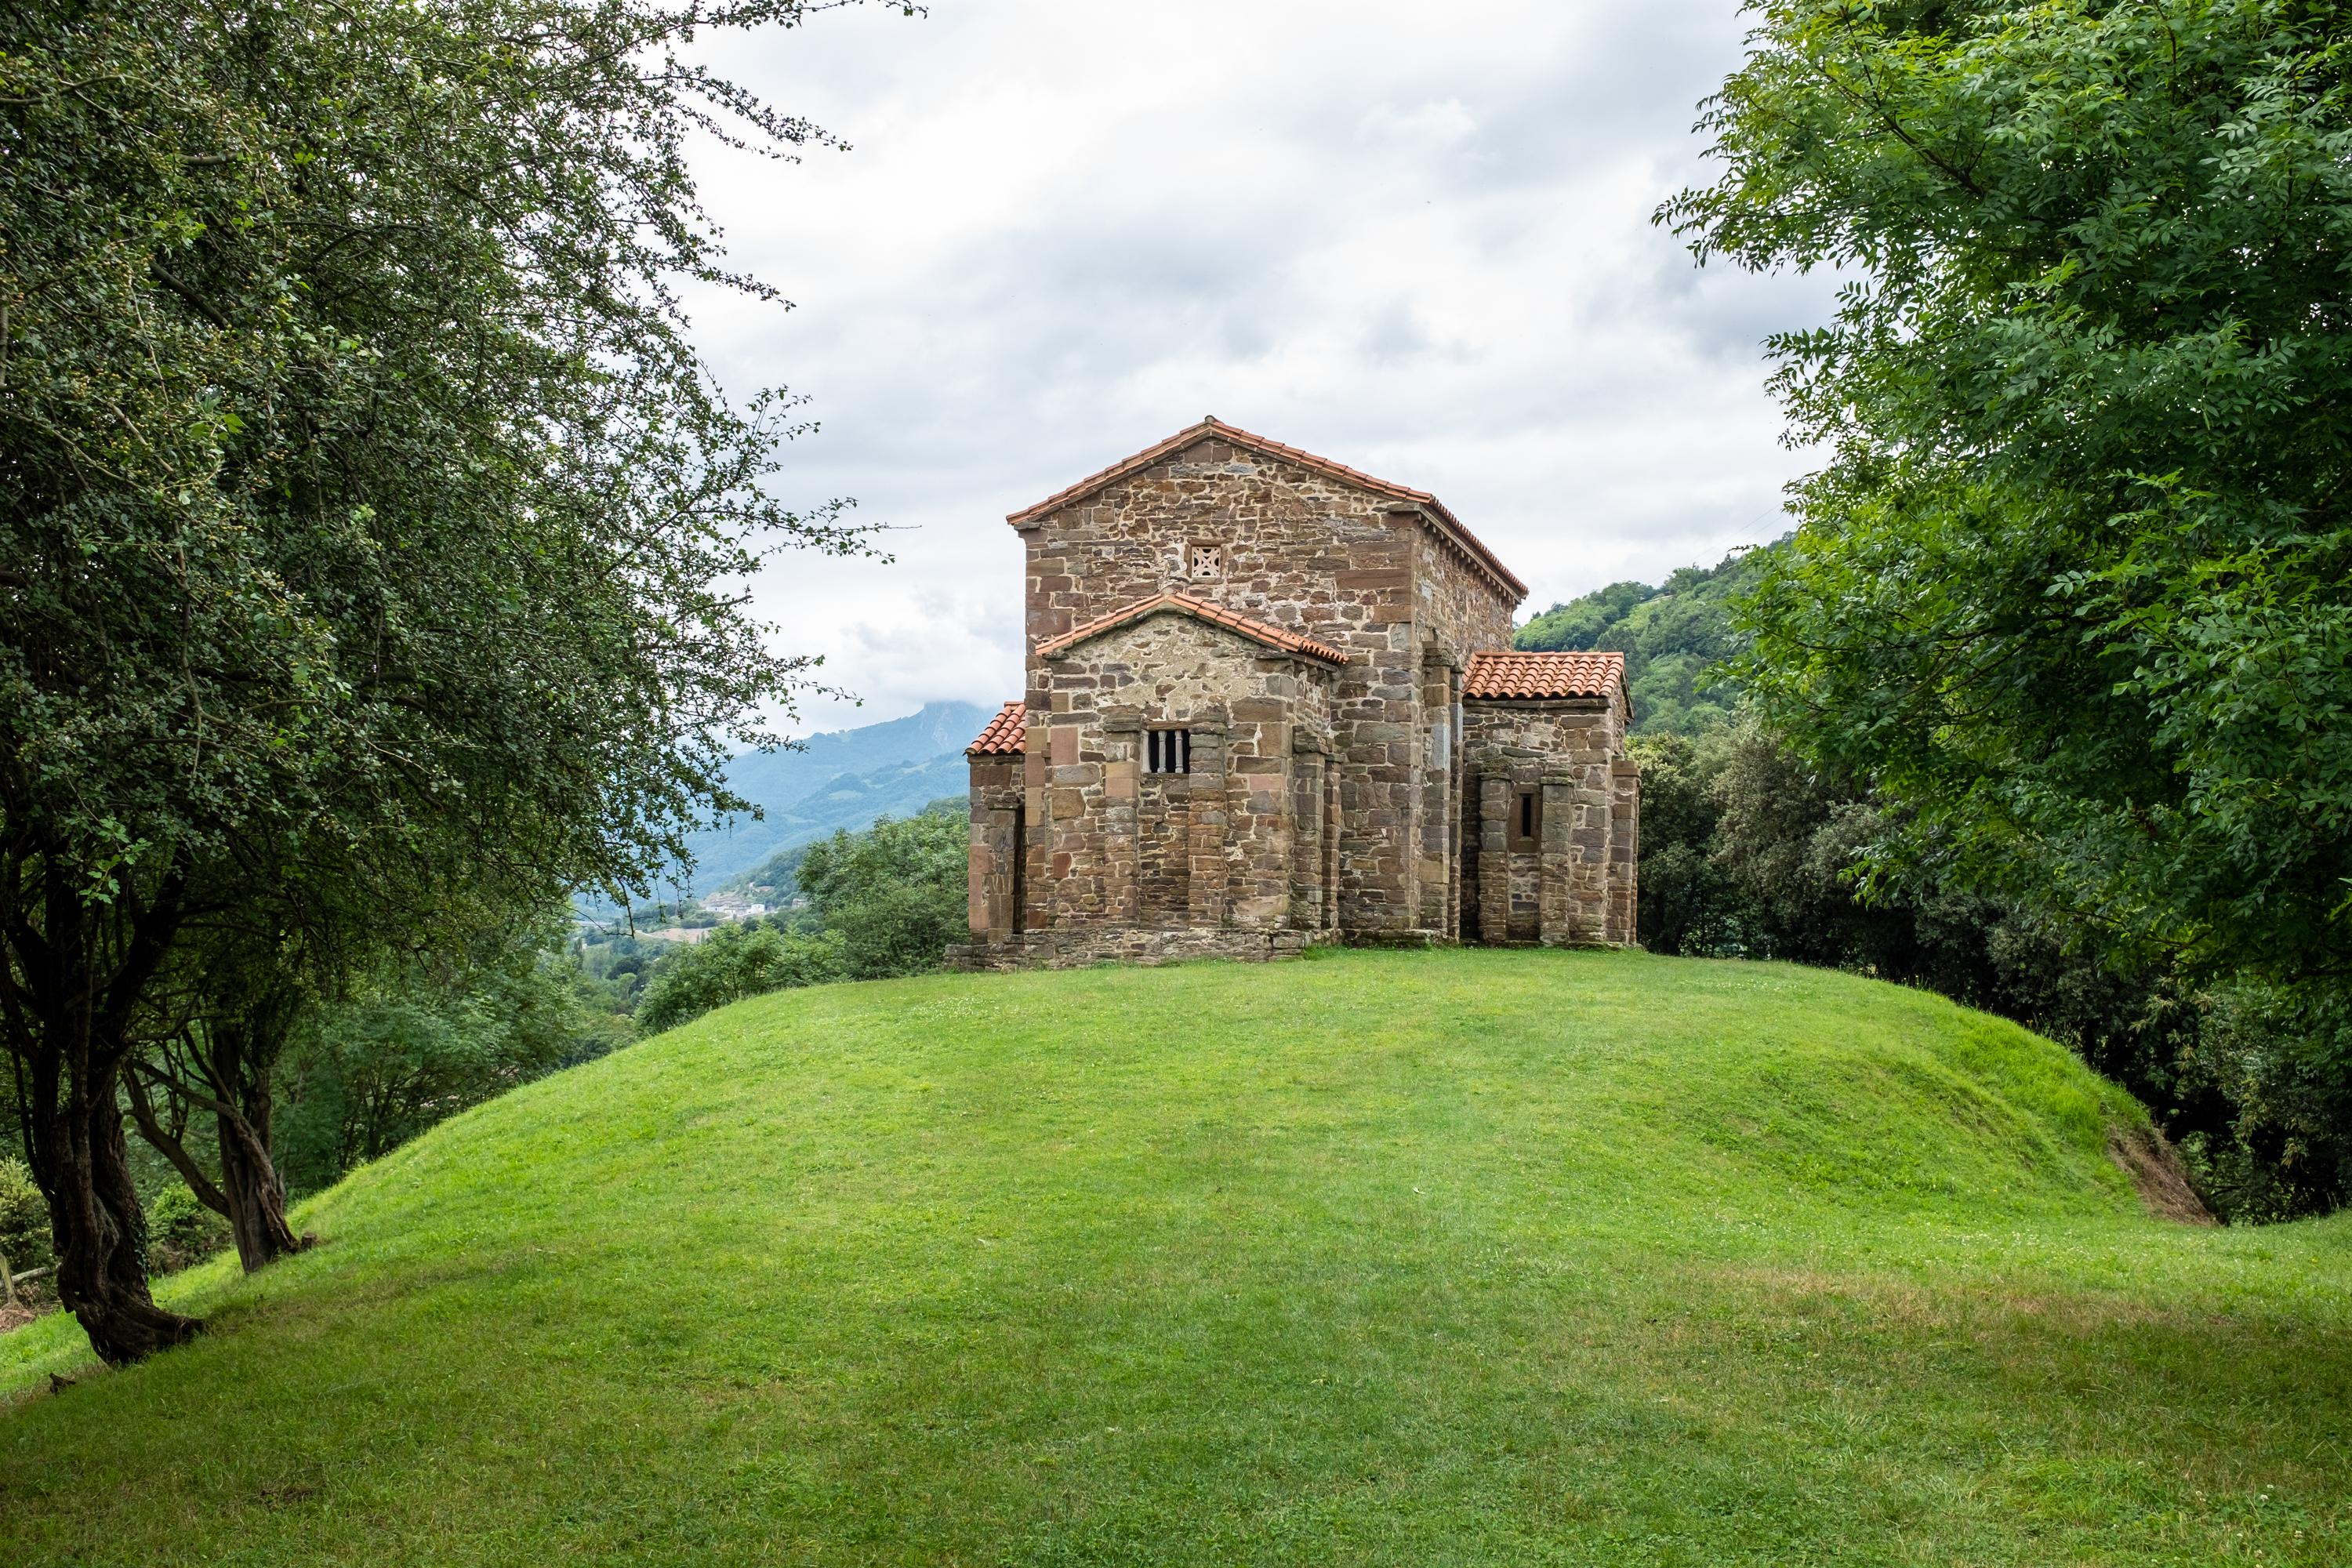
1035,591,1347,665
965,700,1026,756
1005,417,1527,601
1463,650,1627,702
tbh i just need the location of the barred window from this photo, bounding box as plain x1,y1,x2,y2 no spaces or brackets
1189,543,1222,579
1147,728,1192,775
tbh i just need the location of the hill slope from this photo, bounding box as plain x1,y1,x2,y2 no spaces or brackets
1512,548,1770,735
3,951,2348,1566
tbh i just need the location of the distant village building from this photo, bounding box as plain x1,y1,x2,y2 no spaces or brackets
951,419,1638,969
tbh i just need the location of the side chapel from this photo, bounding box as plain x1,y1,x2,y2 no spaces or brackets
949,419,1639,969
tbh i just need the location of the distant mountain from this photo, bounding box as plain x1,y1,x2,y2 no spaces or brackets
675,701,989,891
724,788,967,902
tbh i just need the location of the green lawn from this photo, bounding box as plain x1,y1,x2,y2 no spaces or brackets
2,949,2347,1565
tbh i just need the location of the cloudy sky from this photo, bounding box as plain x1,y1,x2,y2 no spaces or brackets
682,0,1832,737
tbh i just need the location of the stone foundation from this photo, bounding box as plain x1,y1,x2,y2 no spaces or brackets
947,926,1341,972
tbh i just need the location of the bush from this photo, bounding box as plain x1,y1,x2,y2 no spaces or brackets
0,1157,49,1277
2178,985,2352,1222
636,925,844,1034
797,809,966,980
147,1185,233,1275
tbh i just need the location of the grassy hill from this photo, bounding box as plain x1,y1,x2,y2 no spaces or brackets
2,951,2347,1565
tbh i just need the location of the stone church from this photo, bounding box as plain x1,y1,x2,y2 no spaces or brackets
949,419,1639,969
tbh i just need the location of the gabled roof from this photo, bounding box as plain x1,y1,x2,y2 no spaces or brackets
1034,591,1347,666
1464,650,1627,703
965,701,1026,757
1006,417,1528,602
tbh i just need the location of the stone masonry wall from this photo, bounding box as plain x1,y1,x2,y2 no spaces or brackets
1024,613,1332,935
966,753,1023,938
946,926,1340,972
1013,436,1515,935
1408,528,1519,936
1461,694,1636,947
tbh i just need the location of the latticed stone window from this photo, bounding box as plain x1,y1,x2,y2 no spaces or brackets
1146,728,1192,775
1188,542,1222,579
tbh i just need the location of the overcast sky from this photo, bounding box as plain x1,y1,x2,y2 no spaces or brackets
682,0,1831,737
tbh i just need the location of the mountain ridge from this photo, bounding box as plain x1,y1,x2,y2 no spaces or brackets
676,699,987,891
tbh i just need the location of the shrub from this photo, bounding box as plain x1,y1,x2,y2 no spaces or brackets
0,1157,49,1277
636,925,845,1034
147,1185,233,1275
797,809,966,979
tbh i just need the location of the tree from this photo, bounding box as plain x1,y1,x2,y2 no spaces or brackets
634,923,844,1035
1515,550,1772,735
122,951,310,1274
2,0,882,1361
273,916,630,1194
795,809,967,979
1664,6,2352,1034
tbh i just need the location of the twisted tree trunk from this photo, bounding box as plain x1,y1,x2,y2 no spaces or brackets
2,851,201,1365
216,1092,302,1271
56,1078,198,1363
125,1004,308,1273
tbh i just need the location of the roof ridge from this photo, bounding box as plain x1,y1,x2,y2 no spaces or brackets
1035,590,1347,665
1004,419,1527,601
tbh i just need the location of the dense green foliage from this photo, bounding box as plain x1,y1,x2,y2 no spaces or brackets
1665,2,2352,1035
633,924,845,1035
140,1185,231,1276
1545,555,2305,1214
1650,0,2352,1218
1,0,873,1354
794,808,967,978
273,926,633,1197
0,1160,46,1278
1512,550,1769,734
633,806,966,1033
0,953,2344,1564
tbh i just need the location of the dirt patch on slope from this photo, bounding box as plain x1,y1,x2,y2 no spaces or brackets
2108,1124,2216,1225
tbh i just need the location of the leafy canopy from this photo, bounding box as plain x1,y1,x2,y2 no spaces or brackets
2,0,890,1357
1666,0,2352,988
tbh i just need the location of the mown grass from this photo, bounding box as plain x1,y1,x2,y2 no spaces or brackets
1,949,2347,1566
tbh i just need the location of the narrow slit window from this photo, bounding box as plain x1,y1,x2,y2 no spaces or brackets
1512,788,1541,850
1147,728,1193,775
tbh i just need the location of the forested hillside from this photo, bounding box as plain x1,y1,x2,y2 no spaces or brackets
1512,548,1772,734
679,702,989,889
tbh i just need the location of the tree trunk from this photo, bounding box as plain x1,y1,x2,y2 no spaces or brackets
122,993,310,1274
4,852,202,1365
54,1074,200,1363
216,1102,302,1272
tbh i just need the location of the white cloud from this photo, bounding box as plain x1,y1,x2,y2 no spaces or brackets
1357,99,1479,147
678,0,1832,738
